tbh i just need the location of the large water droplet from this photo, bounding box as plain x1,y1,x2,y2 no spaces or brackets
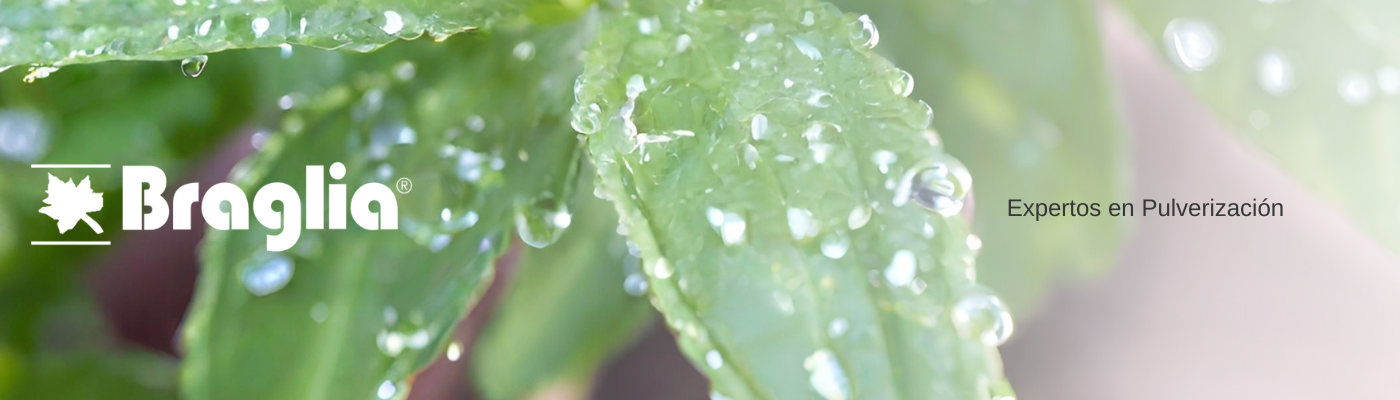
376,380,397,399
705,349,724,369
1338,71,1375,106
515,196,572,248
820,232,849,259
571,103,602,135
240,253,294,296
0,109,49,163
446,341,463,362
787,207,819,241
751,113,768,140
181,55,208,77
883,250,916,287
705,207,747,246
623,273,649,296
891,69,914,97
804,349,850,400
952,292,1014,347
1256,50,1295,95
851,14,880,49
900,162,970,217
1163,18,1220,71
381,11,404,35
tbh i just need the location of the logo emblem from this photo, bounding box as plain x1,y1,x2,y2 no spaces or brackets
38,173,104,234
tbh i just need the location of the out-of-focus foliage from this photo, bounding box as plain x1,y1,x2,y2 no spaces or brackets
1120,0,1400,259
579,0,1012,398
5,296,179,399
0,0,591,68
473,173,653,400
833,0,1130,313
181,19,588,400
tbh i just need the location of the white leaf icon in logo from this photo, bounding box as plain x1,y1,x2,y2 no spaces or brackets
37,174,104,234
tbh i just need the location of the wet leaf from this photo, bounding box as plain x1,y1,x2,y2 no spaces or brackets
579,1,1011,399
180,20,589,400
1118,0,1400,259
831,0,1131,313
472,172,653,400
0,0,588,69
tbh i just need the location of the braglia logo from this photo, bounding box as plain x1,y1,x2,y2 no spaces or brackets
34,162,399,251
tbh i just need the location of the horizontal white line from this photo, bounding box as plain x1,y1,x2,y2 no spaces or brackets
31,164,111,169
31,241,111,246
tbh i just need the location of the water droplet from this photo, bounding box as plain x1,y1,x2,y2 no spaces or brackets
626,74,648,98
807,90,833,108
1256,50,1295,95
624,273,649,296
743,143,760,170
446,341,463,362
638,16,660,35
751,113,768,140
515,196,572,248
804,349,850,400
309,302,329,323
872,150,897,174
705,350,724,369
851,14,879,49
376,380,397,399
911,100,934,128
455,148,485,183
512,41,535,61
966,234,983,251
891,69,914,97
883,250,916,287
1338,71,1375,106
786,207,819,241
240,253,294,296
251,17,270,38
676,34,693,52
792,37,823,60
181,55,208,77
0,109,49,163
952,292,1014,347
381,11,404,35
1163,18,1220,71
820,232,849,259
828,318,848,338
847,205,871,230
279,43,293,59
648,257,674,279
168,25,180,41
900,163,970,217
706,207,747,245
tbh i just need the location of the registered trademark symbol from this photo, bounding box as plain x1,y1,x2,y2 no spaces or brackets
396,177,412,194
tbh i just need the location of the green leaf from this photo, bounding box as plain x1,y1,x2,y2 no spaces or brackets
0,0,593,70
579,1,1011,399
1117,1,1400,258
472,172,653,400
830,0,1131,312
180,20,589,400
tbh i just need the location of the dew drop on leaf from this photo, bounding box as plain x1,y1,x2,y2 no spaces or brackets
181,55,208,77
820,232,849,259
1163,18,1219,71
952,292,1014,347
514,196,572,248
623,273,649,296
705,349,723,369
376,380,397,399
891,69,914,97
883,250,917,287
240,253,294,296
850,14,879,49
803,349,850,400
